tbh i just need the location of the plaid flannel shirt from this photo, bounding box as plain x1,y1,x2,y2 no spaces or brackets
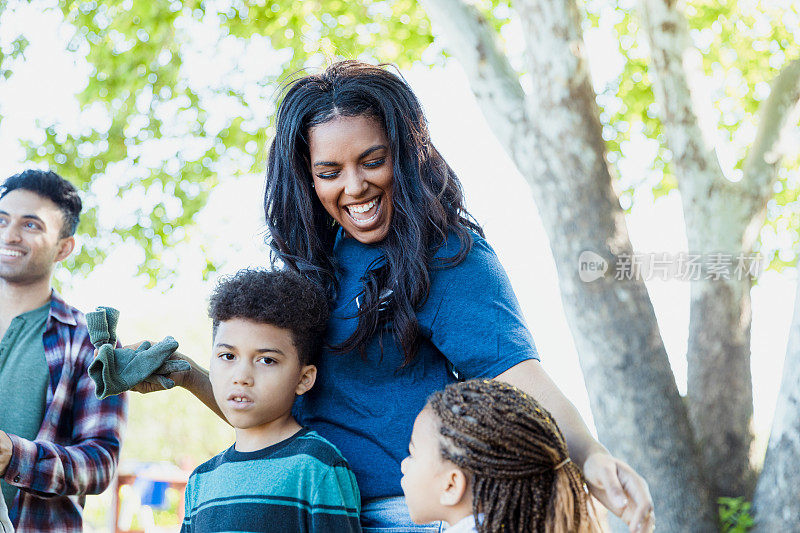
3,291,127,532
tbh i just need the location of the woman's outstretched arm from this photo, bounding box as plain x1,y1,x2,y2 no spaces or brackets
130,348,228,423
495,359,654,533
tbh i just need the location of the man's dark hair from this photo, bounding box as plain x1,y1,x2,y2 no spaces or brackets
0,169,82,237
208,268,330,366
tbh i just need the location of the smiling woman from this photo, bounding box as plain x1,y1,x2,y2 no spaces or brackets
264,61,483,370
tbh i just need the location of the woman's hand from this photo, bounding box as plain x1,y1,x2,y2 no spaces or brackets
115,343,226,421
133,351,194,393
583,452,654,533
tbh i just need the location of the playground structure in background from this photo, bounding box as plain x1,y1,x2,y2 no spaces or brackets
111,462,190,533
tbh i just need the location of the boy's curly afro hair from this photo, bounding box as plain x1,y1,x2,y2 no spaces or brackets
208,268,329,366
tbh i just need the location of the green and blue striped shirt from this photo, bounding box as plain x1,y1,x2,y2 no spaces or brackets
181,428,361,532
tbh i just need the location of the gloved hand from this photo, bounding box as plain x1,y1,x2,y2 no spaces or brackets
139,356,192,390
86,307,190,399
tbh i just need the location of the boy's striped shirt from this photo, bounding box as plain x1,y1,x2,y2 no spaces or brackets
181,428,361,532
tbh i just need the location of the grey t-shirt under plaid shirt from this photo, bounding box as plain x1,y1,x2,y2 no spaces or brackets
0,302,49,510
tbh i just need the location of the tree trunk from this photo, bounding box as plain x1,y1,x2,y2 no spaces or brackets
752,265,800,530
641,0,800,500
420,0,718,529
687,278,755,497
637,0,761,497
513,25,718,531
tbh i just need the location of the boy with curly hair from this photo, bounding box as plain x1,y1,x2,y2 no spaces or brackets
180,269,361,532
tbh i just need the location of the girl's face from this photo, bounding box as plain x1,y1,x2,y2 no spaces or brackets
401,408,459,524
307,114,394,244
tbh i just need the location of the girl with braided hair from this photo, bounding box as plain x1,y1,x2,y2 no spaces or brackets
401,379,601,533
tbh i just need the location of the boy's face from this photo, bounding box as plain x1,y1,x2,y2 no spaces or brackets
210,318,315,433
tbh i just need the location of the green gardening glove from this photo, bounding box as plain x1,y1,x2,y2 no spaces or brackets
86,306,120,348
86,307,189,399
89,337,181,398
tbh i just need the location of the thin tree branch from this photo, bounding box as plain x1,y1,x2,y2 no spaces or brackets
742,58,800,212
637,0,760,257
638,0,724,190
418,0,526,149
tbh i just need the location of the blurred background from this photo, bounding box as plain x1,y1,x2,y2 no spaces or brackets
0,0,797,531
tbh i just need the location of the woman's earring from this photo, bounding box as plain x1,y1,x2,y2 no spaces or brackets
311,182,316,189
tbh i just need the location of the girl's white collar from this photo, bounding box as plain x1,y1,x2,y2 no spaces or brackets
446,515,478,532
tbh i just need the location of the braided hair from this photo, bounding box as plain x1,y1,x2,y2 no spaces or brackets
427,380,598,533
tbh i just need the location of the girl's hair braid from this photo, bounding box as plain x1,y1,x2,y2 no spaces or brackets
427,379,599,533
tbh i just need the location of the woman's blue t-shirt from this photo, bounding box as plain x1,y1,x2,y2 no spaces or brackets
295,229,539,501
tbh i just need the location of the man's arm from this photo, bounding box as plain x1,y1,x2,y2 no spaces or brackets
0,345,126,498
495,359,654,533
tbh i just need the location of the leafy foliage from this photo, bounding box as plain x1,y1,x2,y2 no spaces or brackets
1,0,436,284
763,150,800,272
718,497,754,533
0,1,30,128
583,0,800,265
0,0,797,282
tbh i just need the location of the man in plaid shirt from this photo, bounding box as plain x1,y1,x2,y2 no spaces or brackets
0,169,126,532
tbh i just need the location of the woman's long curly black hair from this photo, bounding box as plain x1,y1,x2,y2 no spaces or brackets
264,61,483,366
